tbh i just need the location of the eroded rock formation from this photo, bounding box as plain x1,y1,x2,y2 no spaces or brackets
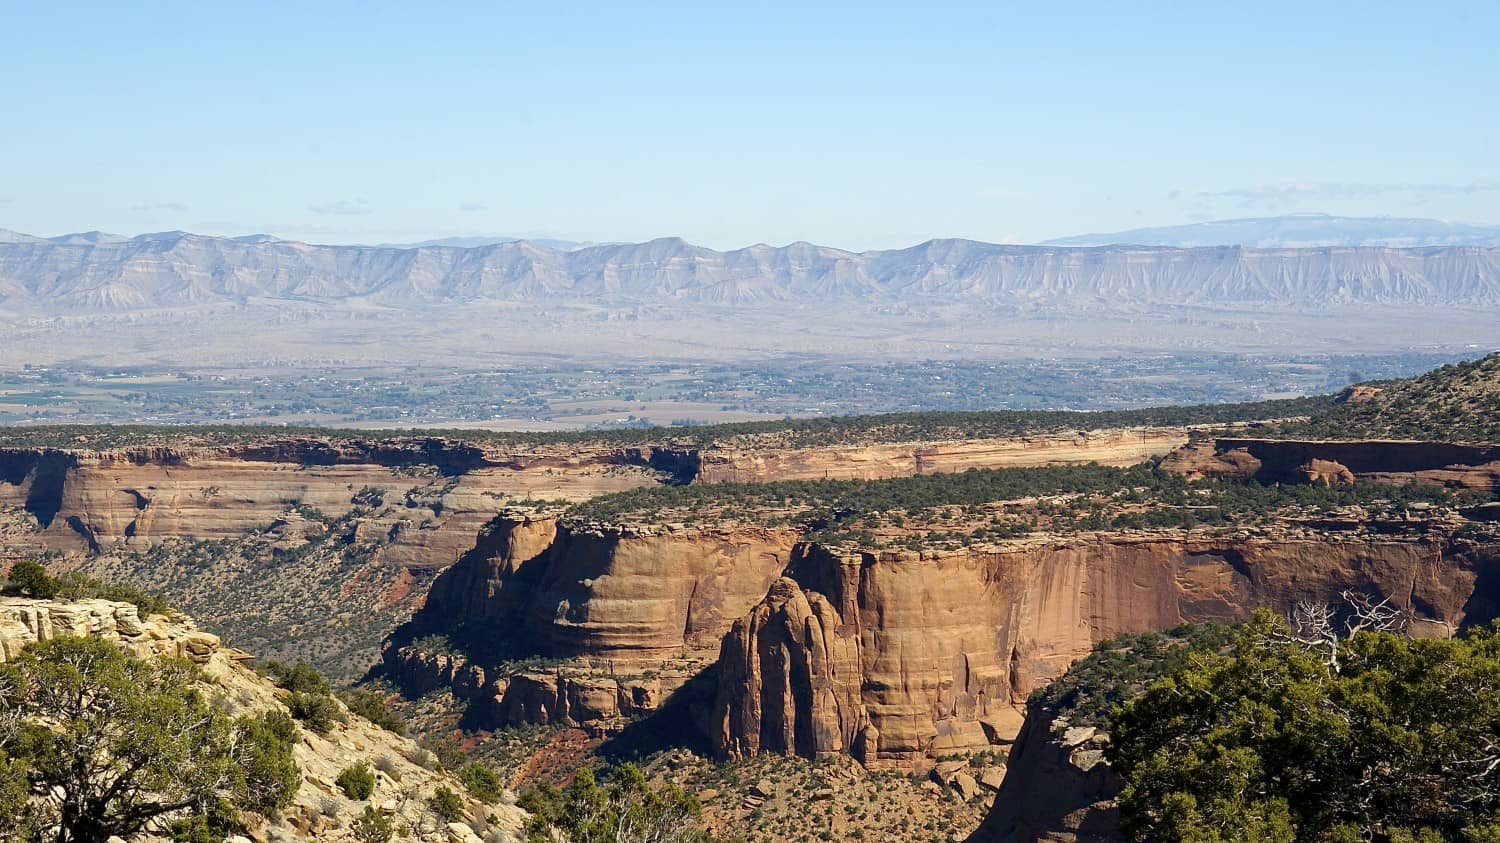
694,429,1189,484
1162,437,1500,490
713,528,1500,768
384,512,799,728
965,707,1122,843
0,441,670,560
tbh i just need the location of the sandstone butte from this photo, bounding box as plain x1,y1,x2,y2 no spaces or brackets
0,595,527,843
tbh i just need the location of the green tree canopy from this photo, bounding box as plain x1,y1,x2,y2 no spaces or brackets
1109,612,1500,842
0,636,299,842
4,561,59,600
519,763,713,843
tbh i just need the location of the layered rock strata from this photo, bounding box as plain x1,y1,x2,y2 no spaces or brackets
694,429,1189,484
1162,437,1500,490
384,512,799,728
0,440,671,560
712,528,1500,768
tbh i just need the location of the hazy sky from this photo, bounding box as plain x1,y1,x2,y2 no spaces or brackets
4,1,1498,249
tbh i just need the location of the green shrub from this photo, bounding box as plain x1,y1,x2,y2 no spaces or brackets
339,687,406,734
457,762,503,803
0,636,274,841
286,691,340,735
1111,612,1500,840
429,785,464,822
336,762,376,800
265,660,331,695
521,764,709,843
234,711,301,812
5,559,59,599
52,571,172,616
165,800,243,843
352,805,394,843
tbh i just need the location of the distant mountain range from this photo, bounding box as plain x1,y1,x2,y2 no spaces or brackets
1043,214,1500,248
1,227,1499,313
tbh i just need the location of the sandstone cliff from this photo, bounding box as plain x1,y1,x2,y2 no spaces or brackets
0,595,527,842
694,429,1189,484
1162,437,1500,490
384,512,799,729
0,440,670,560
712,527,1500,768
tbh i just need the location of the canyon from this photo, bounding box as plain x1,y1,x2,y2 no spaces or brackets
390,511,1500,771
0,430,1200,555
6,377,1500,842
0,426,1196,679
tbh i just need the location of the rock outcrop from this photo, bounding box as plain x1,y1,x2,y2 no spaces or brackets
713,528,1500,769
0,440,669,559
694,429,1189,484
412,512,801,662
0,596,224,665
966,706,1122,843
1162,437,1500,490
384,513,799,728
0,595,528,842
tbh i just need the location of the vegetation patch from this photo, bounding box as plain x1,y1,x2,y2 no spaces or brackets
1274,352,1500,442
566,462,1493,551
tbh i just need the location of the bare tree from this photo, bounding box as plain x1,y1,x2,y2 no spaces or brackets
1269,590,1410,673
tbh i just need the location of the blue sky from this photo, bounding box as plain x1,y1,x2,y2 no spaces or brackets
3,1,1498,249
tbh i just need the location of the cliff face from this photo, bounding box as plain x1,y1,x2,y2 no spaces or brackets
0,441,671,680
384,513,799,729
0,441,666,561
415,513,801,662
1162,438,1500,490
712,530,1500,768
694,429,1189,484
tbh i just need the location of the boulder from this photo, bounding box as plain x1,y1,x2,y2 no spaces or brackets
952,772,981,800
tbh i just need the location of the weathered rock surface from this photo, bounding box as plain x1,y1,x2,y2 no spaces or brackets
966,709,1122,842
0,440,669,559
0,595,527,842
694,429,1189,484
0,597,223,664
413,512,800,662
714,529,1500,768
1162,437,1500,490
384,513,799,727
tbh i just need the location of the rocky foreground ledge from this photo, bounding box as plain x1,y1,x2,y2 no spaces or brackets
0,595,527,843
0,596,223,664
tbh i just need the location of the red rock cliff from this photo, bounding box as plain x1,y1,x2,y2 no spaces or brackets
713,529,1500,768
